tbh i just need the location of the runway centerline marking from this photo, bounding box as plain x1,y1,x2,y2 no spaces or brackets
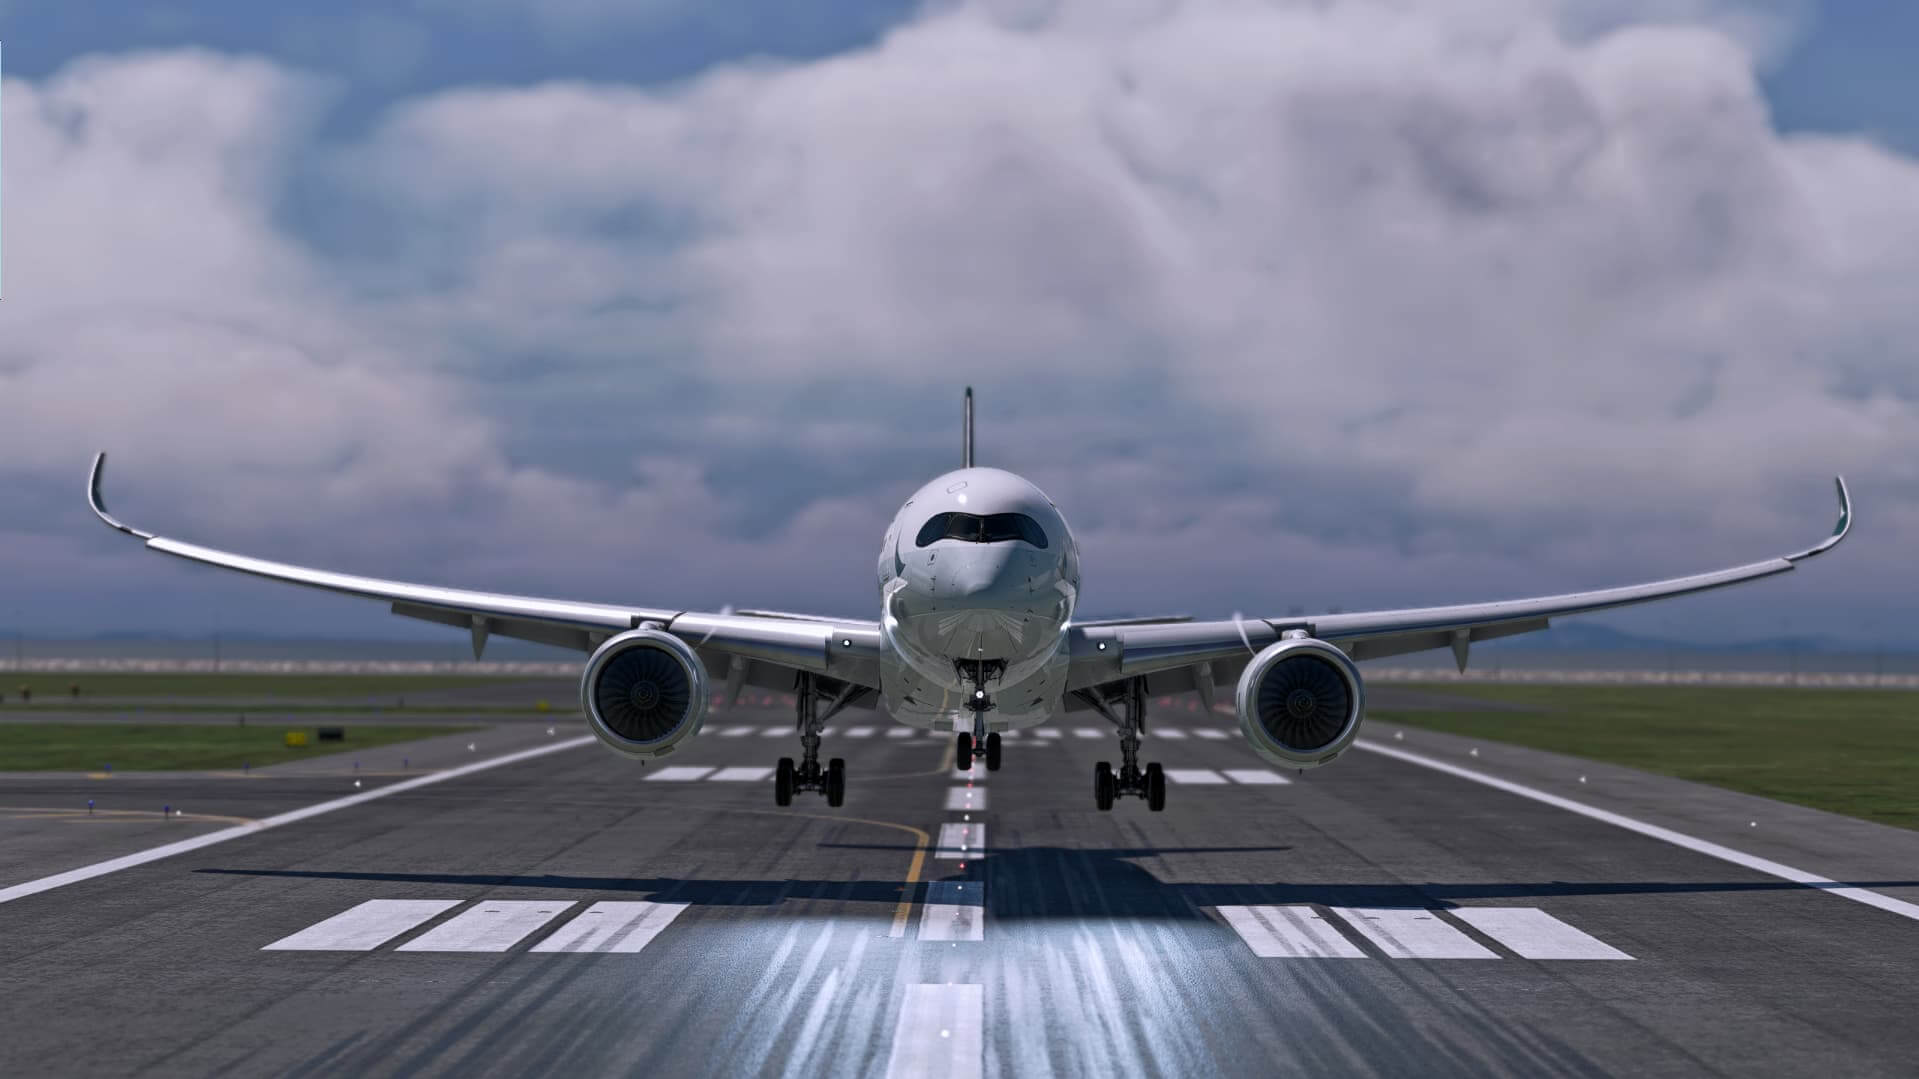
262,899,461,952
644,766,715,782
1217,905,1366,958
1452,907,1633,960
935,822,985,860
531,900,689,954
1355,738,1919,925
1330,906,1499,959
883,983,982,1079
0,736,598,906
919,881,985,942
945,786,987,811
398,900,576,952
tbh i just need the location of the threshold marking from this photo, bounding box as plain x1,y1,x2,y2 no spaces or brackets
0,736,597,906
397,900,575,952
883,983,983,1079
1452,907,1633,960
708,767,774,782
945,787,987,812
919,881,985,942
1217,905,1365,958
1330,907,1498,959
1355,738,1919,925
531,901,689,954
644,766,715,782
935,822,985,860
263,899,460,952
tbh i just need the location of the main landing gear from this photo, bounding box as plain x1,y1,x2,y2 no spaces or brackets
954,659,1004,773
1076,677,1165,812
774,673,857,808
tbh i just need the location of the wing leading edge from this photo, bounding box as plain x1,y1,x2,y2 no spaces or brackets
86,453,882,692
1070,477,1853,687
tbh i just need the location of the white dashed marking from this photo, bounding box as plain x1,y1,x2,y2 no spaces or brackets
262,899,460,951
1222,769,1291,785
1217,905,1365,958
1451,907,1633,960
1329,907,1498,959
1165,769,1228,785
883,983,983,1079
707,767,775,782
398,901,576,953
644,766,715,782
945,786,987,811
530,901,689,954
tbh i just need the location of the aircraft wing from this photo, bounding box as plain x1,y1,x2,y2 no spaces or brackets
86,454,882,695
1066,478,1852,692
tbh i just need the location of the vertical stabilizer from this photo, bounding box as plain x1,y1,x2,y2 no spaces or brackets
962,387,975,468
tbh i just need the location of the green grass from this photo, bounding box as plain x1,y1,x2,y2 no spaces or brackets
1377,683,1919,831
0,723,479,771
0,673,532,700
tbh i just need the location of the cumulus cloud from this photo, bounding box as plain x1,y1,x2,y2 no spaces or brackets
4,0,1917,643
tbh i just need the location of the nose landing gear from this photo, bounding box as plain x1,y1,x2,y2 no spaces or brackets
774,673,863,808
954,659,1005,772
1075,677,1165,812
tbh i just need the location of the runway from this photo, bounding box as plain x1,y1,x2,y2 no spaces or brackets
3,694,1917,1077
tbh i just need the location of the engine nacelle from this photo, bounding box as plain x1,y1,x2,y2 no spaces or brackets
580,628,710,759
1234,637,1365,769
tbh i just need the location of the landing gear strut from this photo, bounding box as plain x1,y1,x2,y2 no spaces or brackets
954,660,1004,773
775,672,845,807
1076,678,1164,812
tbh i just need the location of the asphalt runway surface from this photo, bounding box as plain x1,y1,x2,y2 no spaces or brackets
3,691,1918,1077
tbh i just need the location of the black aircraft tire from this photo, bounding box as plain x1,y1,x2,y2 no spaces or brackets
1094,761,1115,811
826,758,846,807
1146,762,1166,812
775,757,795,807
956,731,974,770
985,732,1002,772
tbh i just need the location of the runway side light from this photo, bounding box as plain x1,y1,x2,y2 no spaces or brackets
468,743,477,752
547,727,555,736
354,780,363,789
1393,731,1403,741
1578,775,1586,784
1469,748,1479,757
1749,821,1757,828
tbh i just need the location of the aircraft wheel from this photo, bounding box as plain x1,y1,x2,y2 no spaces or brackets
774,757,795,807
985,732,1002,772
826,758,846,807
1146,762,1166,812
1094,761,1115,811
956,731,974,770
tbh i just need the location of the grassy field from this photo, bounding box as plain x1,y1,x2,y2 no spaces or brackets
0,673,534,700
0,723,479,771
1377,683,1919,831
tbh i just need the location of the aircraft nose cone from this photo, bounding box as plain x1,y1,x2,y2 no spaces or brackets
943,547,1019,599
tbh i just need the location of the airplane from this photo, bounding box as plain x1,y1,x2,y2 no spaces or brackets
85,388,1853,811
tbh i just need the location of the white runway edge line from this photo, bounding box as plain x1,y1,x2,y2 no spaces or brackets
0,735,598,906
883,984,983,1079
1355,738,1919,924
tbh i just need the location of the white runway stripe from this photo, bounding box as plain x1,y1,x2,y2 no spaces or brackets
1035,729,1061,740
1452,907,1633,960
398,900,576,952
1193,729,1230,740
644,766,714,782
846,727,876,738
883,984,983,1079
1152,728,1188,740
945,786,988,811
935,822,985,860
708,766,774,782
263,899,460,952
1330,907,1498,959
1356,738,1919,925
1073,728,1103,739
0,735,598,907
1217,905,1365,958
531,901,689,954
719,725,756,737
1165,769,1228,785
887,728,916,739
918,882,985,942
950,767,985,781
1222,769,1291,785
762,727,790,738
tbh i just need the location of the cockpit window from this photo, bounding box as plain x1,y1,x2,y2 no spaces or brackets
915,512,1049,549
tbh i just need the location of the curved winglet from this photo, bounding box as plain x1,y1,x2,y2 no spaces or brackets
1784,475,1851,563
88,453,155,540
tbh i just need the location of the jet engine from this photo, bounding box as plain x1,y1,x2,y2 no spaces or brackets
1234,637,1365,768
580,628,710,759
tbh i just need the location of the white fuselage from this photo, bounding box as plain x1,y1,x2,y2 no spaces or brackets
877,467,1079,731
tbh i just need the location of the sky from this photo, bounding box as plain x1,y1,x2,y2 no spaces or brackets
0,0,1915,648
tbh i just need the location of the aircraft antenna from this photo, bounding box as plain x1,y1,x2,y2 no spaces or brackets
962,386,975,468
